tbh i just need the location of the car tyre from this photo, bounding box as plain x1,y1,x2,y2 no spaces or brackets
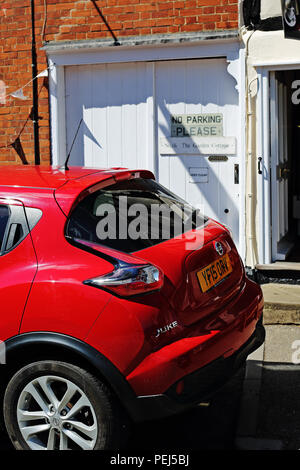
3,360,130,450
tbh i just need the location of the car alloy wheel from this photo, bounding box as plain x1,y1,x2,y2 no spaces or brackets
16,375,98,450
4,361,128,450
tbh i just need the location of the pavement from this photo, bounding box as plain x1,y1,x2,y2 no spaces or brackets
235,283,300,450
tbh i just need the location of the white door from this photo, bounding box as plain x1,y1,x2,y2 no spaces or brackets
64,59,240,248
65,63,154,171
155,59,240,247
270,72,291,260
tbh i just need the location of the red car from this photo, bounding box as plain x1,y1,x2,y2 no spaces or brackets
0,166,264,450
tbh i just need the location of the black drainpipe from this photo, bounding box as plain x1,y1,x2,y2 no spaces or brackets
31,0,40,165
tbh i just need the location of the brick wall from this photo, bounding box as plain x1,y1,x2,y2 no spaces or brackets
0,0,239,165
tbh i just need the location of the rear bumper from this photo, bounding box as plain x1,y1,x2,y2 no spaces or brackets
127,277,263,396
129,316,265,422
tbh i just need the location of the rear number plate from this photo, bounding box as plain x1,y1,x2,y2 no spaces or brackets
197,254,232,293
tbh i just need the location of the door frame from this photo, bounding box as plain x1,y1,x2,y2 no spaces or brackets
270,71,291,261
255,61,300,265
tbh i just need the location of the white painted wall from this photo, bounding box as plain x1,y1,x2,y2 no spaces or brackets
260,0,282,20
246,30,300,67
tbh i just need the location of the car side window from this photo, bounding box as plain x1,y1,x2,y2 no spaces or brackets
0,205,10,250
0,205,28,254
0,204,42,255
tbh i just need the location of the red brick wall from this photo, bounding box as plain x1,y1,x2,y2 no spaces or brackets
0,0,239,165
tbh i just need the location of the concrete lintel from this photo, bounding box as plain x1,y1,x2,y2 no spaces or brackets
42,30,240,54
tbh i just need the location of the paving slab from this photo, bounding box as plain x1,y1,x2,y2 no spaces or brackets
262,284,300,324
263,324,300,363
235,437,283,450
236,324,300,450
235,346,264,440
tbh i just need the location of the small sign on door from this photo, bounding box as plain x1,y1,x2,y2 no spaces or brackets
189,167,209,183
159,136,236,155
171,113,223,137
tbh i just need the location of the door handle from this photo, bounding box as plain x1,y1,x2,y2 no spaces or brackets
258,157,263,175
234,164,239,184
282,168,290,179
276,164,290,180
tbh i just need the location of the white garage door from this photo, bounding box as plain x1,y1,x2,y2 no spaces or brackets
65,59,240,248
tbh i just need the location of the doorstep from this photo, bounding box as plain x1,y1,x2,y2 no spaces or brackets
256,262,300,271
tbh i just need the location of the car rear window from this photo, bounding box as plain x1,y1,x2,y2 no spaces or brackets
66,178,207,253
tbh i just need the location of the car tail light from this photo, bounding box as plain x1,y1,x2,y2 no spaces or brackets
83,263,164,297
217,222,234,239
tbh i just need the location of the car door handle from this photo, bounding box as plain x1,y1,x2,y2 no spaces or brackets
5,223,22,251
